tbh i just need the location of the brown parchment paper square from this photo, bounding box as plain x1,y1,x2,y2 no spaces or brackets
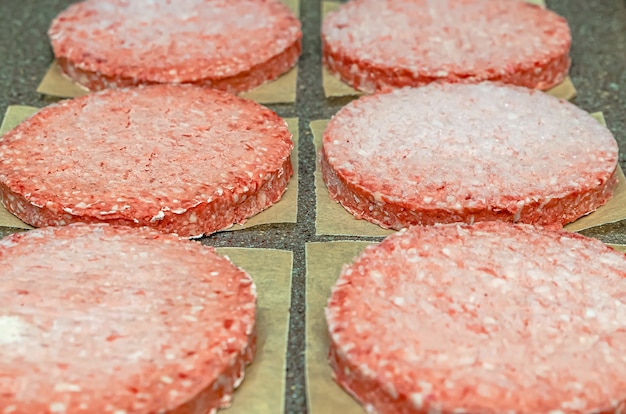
0,106,298,231
305,241,372,414
217,247,292,414
36,0,300,105
321,0,577,102
311,112,626,237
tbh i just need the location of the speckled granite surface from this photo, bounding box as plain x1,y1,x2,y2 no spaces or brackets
1,0,626,412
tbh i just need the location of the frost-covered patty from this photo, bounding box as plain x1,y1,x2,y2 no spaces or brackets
322,0,570,93
321,83,618,229
326,221,626,414
0,224,256,414
49,0,302,93
0,84,293,237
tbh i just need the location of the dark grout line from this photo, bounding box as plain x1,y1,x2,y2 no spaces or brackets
283,0,323,412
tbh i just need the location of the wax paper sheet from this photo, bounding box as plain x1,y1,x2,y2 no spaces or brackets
217,247,292,414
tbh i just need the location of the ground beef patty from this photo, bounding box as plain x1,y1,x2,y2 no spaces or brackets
0,223,256,414
48,0,302,94
322,0,571,93
320,83,618,229
326,221,626,414
0,84,293,237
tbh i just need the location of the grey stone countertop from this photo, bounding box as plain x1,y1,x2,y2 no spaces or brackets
1,0,626,413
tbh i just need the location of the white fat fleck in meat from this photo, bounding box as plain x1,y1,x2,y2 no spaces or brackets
190,305,204,314
150,211,165,222
0,316,28,345
391,296,405,307
410,393,423,409
385,383,398,399
585,308,597,319
49,403,66,413
53,383,81,392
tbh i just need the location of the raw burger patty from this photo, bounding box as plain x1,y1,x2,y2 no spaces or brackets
326,221,626,414
321,83,618,229
0,84,293,237
0,224,256,414
48,0,302,94
322,0,571,93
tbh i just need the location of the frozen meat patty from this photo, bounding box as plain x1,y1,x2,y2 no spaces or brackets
49,0,302,93
0,84,294,237
321,83,618,229
326,221,626,414
0,223,256,414
322,0,570,92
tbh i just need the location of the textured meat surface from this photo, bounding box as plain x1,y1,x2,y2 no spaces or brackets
326,222,626,414
0,224,256,414
321,83,618,229
49,0,302,93
322,0,570,92
0,84,293,237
